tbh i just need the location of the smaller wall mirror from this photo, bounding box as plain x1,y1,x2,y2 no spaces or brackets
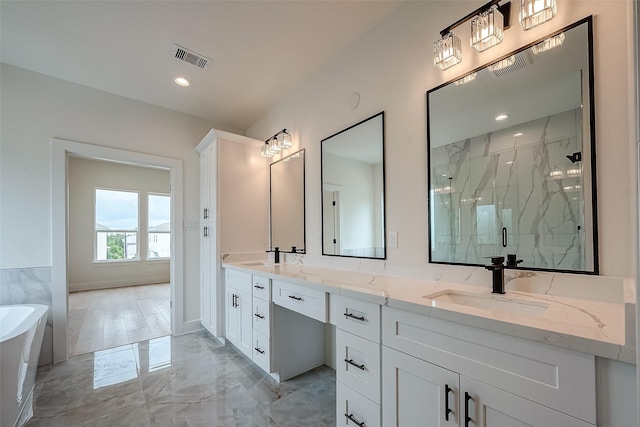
322,112,385,259
271,149,305,253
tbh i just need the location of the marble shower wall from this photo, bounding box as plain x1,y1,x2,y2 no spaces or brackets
431,108,588,271
0,266,54,364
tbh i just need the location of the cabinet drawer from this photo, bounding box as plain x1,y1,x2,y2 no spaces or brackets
252,296,271,337
337,329,381,404
252,275,271,301
337,381,380,427
225,269,252,294
334,295,381,343
382,306,596,424
252,330,272,373
272,280,327,323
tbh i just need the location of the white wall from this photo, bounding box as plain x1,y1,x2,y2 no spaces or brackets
218,139,270,254
0,63,222,325
246,0,637,279
323,152,376,253
68,157,170,291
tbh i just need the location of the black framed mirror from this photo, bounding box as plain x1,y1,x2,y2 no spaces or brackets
321,112,386,259
270,149,305,253
427,17,598,273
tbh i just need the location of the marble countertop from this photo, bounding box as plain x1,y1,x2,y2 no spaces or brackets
222,259,636,364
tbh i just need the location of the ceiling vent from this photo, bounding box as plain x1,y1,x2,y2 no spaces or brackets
171,44,211,70
489,50,533,78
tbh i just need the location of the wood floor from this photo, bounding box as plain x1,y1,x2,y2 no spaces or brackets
68,283,171,357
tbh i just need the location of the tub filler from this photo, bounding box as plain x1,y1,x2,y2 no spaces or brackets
1,304,48,427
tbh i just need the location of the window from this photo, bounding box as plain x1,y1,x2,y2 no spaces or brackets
95,189,139,260
147,194,171,259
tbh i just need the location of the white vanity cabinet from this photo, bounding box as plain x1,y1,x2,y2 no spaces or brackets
334,295,382,427
382,307,597,427
225,270,253,358
251,275,272,373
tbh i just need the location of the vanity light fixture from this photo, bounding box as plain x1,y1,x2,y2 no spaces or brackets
261,141,274,158
520,0,557,30
269,137,282,155
433,31,462,70
262,129,293,158
434,0,511,70
531,32,565,54
277,130,292,149
470,5,505,52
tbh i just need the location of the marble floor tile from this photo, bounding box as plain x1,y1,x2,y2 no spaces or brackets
27,331,336,426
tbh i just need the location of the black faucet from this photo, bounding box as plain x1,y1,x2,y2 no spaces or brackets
506,254,523,268
485,256,505,294
265,247,280,263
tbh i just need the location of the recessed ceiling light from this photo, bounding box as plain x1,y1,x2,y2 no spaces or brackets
495,114,509,121
175,77,190,87
513,132,524,137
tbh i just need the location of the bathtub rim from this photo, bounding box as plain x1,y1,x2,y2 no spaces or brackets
0,304,49,342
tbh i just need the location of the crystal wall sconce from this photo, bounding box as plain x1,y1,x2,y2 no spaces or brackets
433,0,558,71
261,129,293,158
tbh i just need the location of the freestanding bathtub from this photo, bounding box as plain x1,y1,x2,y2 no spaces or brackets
1,304,49,427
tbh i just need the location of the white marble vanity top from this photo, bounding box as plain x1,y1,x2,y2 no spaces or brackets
222,259,636,363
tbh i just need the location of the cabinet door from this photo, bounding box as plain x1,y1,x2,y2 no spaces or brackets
226,287,239,346
236,288,253,357
382,346,458,427
200,224,212,329
199,142,217,222
461,377,594,427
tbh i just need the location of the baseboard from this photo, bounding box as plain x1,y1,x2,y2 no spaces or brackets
180,320,203,335
69,277,170,292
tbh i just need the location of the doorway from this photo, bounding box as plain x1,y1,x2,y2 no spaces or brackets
66,156,173,356
51,138,185,363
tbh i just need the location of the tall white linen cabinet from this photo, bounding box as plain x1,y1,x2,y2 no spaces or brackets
196,129,269,341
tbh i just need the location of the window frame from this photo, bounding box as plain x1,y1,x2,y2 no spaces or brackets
94,187,141,263
146,192,171,261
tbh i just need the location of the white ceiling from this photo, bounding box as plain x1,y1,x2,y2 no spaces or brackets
0,1,404,133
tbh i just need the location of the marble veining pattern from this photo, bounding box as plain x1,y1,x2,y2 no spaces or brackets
26,331,336,426
1,266,54,364
430,108,589,271
223,257,635,363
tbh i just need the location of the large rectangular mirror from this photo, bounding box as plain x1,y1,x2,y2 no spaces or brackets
427,17,598,273
322,112,386,259
271,149,305,253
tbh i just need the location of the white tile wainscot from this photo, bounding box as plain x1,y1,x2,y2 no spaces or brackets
222,259,636,426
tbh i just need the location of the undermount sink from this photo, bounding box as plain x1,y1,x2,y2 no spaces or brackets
241,261,270,266
424,290,549,316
